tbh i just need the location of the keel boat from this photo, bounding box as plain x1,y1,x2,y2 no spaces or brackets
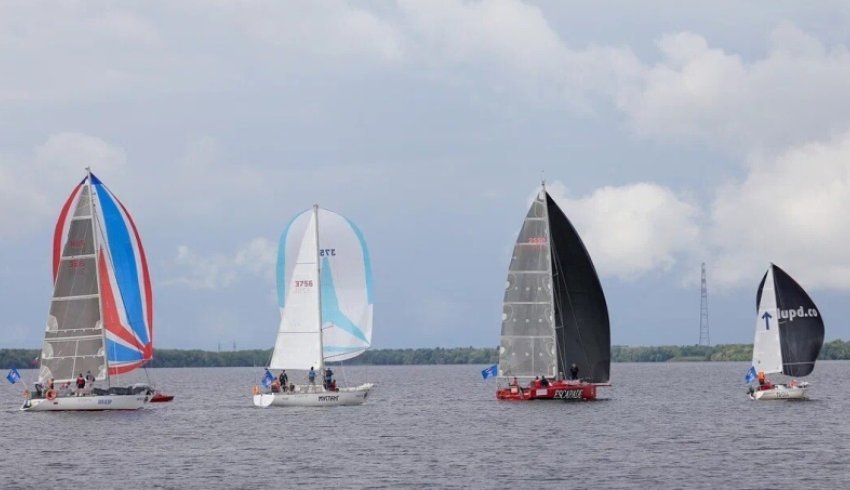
496,182,610,401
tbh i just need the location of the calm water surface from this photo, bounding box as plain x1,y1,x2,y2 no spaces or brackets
2,362,850,489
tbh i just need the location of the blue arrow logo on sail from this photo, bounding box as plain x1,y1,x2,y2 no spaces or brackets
762,311,772,330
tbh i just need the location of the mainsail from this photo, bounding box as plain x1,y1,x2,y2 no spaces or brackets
753,264,824,377
499,187,610,383
42,172,153,383
271,206,373,370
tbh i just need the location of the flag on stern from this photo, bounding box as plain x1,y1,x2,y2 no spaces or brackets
481,364,498,380
744,366,757,384
261,369,274,388
6,368,21,384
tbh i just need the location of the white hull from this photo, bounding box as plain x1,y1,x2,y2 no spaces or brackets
253,383,373,408
750,384,808,400
21,394,150,411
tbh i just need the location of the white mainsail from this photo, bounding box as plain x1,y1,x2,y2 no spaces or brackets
270,208,323,370
753,266,782,374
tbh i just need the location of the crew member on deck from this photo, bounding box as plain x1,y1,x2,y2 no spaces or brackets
757,371,773,390
308,366,316,385
569,363,579,381
76,373,85,396
540,375,550,387
279,370,288,392
323,368,334,389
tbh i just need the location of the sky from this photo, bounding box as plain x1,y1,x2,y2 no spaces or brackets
3,1,850,350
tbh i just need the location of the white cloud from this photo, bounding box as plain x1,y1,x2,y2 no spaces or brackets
707,129,850,290
0,133,125,238
619,24,850,154
169,238,276,290
545,181,700,280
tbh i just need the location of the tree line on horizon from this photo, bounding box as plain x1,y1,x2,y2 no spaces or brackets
3,340,850,369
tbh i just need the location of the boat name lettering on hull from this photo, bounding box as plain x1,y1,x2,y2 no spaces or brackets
318,395,339,402
98,399,112,405
554,389,583,399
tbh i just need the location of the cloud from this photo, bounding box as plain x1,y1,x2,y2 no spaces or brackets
168,237,276,290
545,181,700,280
707,129,850,290
619,24,850,154
0,133,125,238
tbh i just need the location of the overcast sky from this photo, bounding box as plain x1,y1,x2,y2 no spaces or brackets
3,1,850,350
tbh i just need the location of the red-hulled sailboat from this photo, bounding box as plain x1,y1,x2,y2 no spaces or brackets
496,182,611,401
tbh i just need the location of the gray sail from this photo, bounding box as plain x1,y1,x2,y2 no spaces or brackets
499,190,557,379
40,184,107,383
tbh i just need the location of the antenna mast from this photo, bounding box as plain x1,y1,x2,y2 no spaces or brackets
699,262,710,346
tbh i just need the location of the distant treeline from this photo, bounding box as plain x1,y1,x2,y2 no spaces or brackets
3,340,850,369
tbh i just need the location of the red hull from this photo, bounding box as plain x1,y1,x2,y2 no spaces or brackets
150,392,174,403
496,380,606,401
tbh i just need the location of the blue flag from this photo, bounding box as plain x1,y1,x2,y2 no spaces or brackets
261,369,274,388
744,366,757,384
6,368,21,385
481,364,498,380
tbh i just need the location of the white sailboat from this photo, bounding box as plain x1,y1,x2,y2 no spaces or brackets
22,169,154,411
747,263,824,401
253,205,373,408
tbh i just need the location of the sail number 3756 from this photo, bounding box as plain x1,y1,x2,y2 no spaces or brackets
295,280,314,288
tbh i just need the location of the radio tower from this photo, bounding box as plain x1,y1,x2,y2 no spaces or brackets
699,262,710,346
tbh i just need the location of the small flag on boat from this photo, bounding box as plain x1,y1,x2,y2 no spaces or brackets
6,368,21,384
261,369,274,388
744,366,757,384
481,364,498,380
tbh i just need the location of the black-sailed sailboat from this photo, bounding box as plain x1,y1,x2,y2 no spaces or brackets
497,182,610,401
747,263,824,400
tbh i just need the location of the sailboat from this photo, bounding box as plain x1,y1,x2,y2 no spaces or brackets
22,169,154,411
748,263,824,400
496,183,610,401
253,205,374,408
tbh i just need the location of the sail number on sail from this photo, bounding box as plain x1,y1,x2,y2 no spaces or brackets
295,280,314,288
319,248,336,256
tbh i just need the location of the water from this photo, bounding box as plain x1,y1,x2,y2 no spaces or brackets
2,362,850,489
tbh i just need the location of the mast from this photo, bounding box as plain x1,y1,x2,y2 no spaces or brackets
314,204,325,378
86,167,110,388
541,183,559,379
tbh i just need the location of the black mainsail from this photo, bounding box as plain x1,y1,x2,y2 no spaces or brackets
499,185,610,383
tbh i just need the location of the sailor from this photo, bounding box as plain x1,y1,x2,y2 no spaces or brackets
323,368,334,388
539,375,550,387
308,366,316,385
569,363,579,381
76,373,86,396
279,370,288,392
85,370,95,393
509,377,518,387
757,371,773,390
